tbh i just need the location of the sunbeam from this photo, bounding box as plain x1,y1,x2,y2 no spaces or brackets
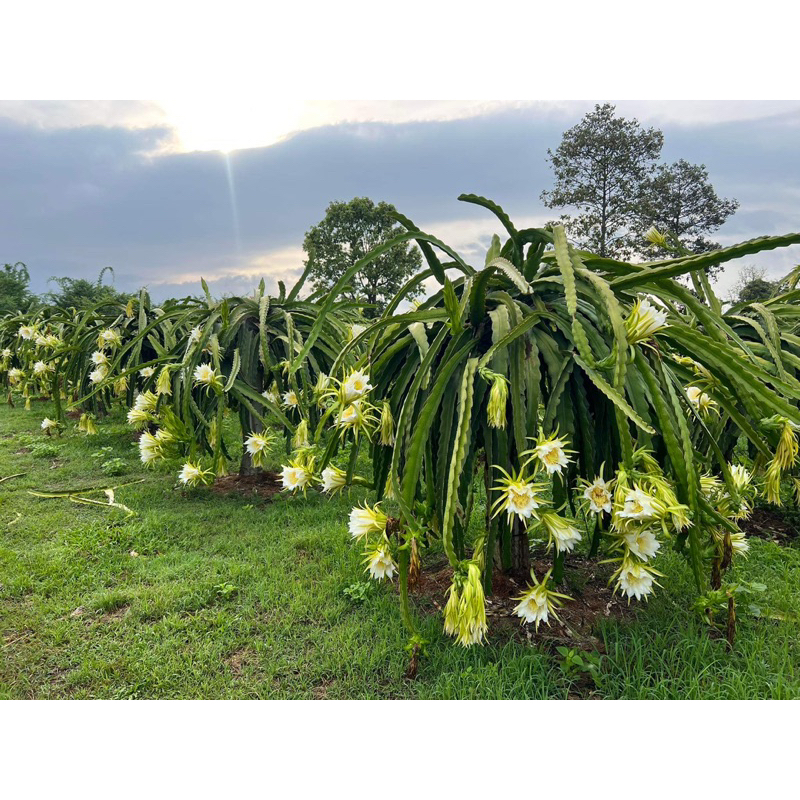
222,151,242,257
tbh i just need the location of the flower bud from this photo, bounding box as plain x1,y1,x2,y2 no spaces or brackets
487,373,509,430
156,366,173,396
379,401,395,446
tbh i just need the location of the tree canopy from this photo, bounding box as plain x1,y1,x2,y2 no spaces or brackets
541,103,664,259
636,159,739,260
730,265,777,305
45,267,132,309
0,262,33,315
541,104,738,264
302,197,423,316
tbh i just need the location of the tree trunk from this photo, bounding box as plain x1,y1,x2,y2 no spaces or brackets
490,520,530,579
509,518,530,578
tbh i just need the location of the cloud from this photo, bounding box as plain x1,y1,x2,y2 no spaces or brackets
6,99,798,153
1,102,798,302
144,245,308,300
613,100,800,128
0,100,167,133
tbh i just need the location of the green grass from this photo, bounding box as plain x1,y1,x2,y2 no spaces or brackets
1,399,799,699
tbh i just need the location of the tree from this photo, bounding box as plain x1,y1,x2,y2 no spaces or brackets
730,265,776,305
45,267,132,309
541,105,738,267
635,159,739,264
0,262,32,315
541,103,664,259
303,197,423,316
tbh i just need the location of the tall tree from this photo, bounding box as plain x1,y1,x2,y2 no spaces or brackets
303,197,423,316
0,262,32,315
540,103,664,258
636,159,739,260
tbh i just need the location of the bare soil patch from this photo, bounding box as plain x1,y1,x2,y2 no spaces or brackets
94,605,131,624
226,647,261,678
3,629,35,649
741,507,799,545
310,675,336,699
210,471,283,500
412,554,635,653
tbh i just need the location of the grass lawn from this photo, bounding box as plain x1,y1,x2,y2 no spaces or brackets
1,399,799,699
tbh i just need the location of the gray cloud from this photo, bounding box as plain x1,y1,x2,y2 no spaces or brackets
1,103,798,301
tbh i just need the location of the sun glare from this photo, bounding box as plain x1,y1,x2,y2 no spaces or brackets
155,99,317,153
152,99,513,153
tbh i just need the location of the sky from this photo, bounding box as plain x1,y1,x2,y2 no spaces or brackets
1,99,799,303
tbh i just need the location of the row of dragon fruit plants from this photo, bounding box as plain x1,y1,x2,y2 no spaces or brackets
3,195,800,651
